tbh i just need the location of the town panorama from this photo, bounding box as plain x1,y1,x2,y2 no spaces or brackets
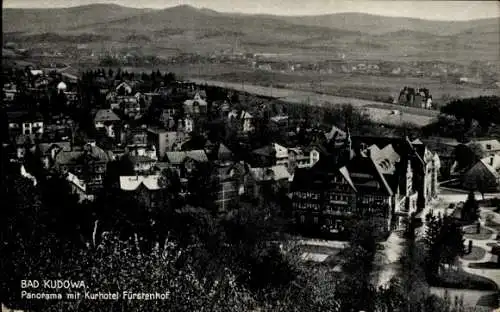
2,1,500,311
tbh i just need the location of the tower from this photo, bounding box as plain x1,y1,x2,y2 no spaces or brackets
341,126,354,163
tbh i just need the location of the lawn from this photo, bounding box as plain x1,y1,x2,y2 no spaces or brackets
461,246,487,261
463,226,494,240
485,219,500,232
432,267,498,291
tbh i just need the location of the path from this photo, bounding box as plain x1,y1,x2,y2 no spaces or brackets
459,208,500,289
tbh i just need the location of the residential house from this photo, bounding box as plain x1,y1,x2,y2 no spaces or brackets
462,155,500,192
36,141,72,169
183,92,208,115
122,127,157,160
270,115,289,129
248,165,292,200
129,155,157,174
273,143,289,167
325,125,347,148
54,143,111,193
250,145,276,168
467,140,500,157
116,81,133,95
213,162,249,212
165,150,209,176
288,145,325,174
3,83,17,102
94,109,121,138
119,175,165,208
147,128,187,159
178,116,195,134
66,172,95,202
13,135,36,160
118,96,141,116
422,137,460,178
206,142,234,164
7,111,44,138
228,110,254,133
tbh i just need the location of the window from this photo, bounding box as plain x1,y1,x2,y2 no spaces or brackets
313,217,319,224
300,215,305,224
487,144,492,150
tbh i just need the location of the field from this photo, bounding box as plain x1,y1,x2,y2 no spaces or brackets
66,61,495,127
111,62,497,108
188,77,438,127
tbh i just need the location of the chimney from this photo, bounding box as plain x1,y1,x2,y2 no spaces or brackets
490,156,494,166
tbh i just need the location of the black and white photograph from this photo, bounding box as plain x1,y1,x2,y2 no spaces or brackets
1,0,499,311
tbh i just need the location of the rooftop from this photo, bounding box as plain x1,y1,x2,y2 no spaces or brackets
120,175,163,191
94,109,121,122
165,150,208,165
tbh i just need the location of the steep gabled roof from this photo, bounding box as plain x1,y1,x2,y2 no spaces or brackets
252,145,275,157
345,155,393,196
325,125,347,141
94,109,120,122
165,150,208,165
479,155,500,179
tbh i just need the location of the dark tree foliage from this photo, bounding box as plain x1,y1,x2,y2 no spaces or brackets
424,213,465,279
426,96,500,139
461,190,480,222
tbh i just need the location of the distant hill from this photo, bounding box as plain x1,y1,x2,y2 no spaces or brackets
2,4,149,33
2,4,498,63
271,12,499,36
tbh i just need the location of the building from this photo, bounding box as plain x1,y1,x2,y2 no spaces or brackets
288,146,324,173
117,96,141,116
228,110,254,133
462,155,500,192
147,128,186,159
94,109,121,138
119,175,165,208
291,135,440,235
66,172,95,202
353,136,440,209
467,140,500,157
213,162,248,212
116,81,133,95
7,111,44,138
122,127,157,160
248,165,292,200
291,153,396,234
273,143,289,167
183,92,208,115
36,142,72,169
54,143,111,193
165,150,209,176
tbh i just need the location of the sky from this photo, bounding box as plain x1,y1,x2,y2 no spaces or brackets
3,0,500,21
